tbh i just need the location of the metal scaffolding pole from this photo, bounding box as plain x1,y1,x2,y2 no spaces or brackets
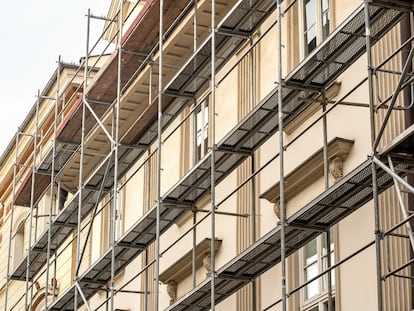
364,1,383,310
110,0,123,308
210,0,217,309
145,61,153,311
45,56,61,311
24,89,40,310
277,1,286,310
192,0,198,290
74,9,90,311
249,34,257,311
322,92,333,311
155,0,164,310
76,156,113,277
4,132,20,311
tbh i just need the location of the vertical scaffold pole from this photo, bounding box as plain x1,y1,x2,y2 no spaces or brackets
75,9,90,311
145,58,155,311
210,0,217,309
25,89,40,310
277,1,286,311
45,55,61,311
145,60,153,311
110,0,123,308
4,131,20,311
155,0,164,310
364,1,383,310
322,94,333,311
192,0,198,290
249,33,257,311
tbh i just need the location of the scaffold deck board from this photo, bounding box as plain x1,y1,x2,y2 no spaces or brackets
285,3,405,88
57,0,192,146
14,141,79,207
165,159,407,310
14,172,51,207
371,0,414,11
87,0,192,104
164,0,275,96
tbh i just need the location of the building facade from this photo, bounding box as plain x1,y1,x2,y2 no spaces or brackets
0,0,413,310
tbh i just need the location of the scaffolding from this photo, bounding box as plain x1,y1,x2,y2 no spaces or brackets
2,0,414,310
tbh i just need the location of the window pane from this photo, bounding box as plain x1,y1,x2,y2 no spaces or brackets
305,262,319,299
322,0,329,12
304,0,317,54
195,104,209,161
306,26,317,54
321,0,330,39
305,0,316,29
322,230,335,290
304,238,319,299
304,238,317,265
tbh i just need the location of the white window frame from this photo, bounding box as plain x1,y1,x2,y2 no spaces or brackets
300,228,336,311
299,0,331,58
193,95,209,164
12,220,25,270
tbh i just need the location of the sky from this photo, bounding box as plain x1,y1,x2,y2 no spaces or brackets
0,0,112,155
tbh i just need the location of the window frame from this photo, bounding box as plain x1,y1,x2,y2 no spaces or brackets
299,227,336,311
192,95,210,164
300,0,331,57
12,219,25,270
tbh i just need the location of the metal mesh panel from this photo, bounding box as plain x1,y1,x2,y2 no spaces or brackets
286,5,403,87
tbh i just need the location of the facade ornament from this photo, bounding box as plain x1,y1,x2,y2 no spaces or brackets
167,280,177,305
203,253,212,277
329,157,344,182
50,277,58,291
273,200,280,219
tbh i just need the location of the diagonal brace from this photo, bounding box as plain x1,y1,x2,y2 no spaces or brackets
372,156,414,195
83,98,116,145
387,155,414,252
75,281,92,311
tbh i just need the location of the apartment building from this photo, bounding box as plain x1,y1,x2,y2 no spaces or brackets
0,0,413,310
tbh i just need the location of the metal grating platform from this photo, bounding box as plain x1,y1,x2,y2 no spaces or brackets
37,142,79,174
371,0,414,11
165,159,408,310
285,3,405,88
164,0,276,97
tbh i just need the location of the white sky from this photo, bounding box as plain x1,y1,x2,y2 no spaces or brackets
0,0,112,155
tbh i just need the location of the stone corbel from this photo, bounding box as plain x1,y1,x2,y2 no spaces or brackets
203,252,212,277
329,156,344,182
274,200,280,218
167,280,177,305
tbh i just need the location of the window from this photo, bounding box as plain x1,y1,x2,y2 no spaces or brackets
194,98,209,163
302,0,330,55
13,220,25,269
101,189,124,254
301,229,335,310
